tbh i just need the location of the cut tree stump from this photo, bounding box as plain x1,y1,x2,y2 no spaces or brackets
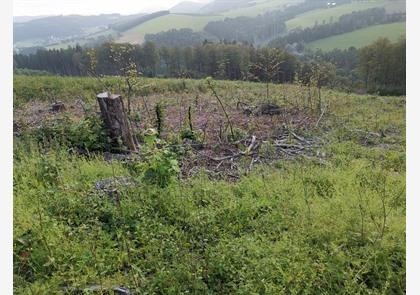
51,101,66,112
96,92,137,152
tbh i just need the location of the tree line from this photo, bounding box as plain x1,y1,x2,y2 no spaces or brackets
144,0,350,48
145,29,216,48
13,37,406,95
304,37,405,95
269,8,405,48
13,42,298,83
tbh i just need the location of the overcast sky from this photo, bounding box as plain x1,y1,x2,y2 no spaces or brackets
14,0,211,16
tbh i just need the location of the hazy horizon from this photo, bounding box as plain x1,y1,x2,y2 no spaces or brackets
13,0,212,17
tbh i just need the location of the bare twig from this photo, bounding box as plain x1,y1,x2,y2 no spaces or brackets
207,79,234,140
315,106,326,128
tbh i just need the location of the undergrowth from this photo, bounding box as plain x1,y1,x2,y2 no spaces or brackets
13,76,405,294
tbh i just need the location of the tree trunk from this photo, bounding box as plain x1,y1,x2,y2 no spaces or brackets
97,92,137,152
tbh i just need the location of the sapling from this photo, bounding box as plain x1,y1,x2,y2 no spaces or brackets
188,105,194,135
206,78,234,141
249,48,284,101
155,103,164,137
309,62,335,115
109,44,140,115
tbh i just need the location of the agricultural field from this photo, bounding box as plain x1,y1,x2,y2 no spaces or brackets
117,14,223,44
45,29,119,50
117,0,401,45
117,0,304,44
285,0,386,31
221,0,304,17
307,21,406,51
14,75,406,293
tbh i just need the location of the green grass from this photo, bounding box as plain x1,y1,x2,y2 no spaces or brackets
118,14,223,44
307,21,406,51
222,0,304,17
45,29,119,50
14,75,406,293
118,0,304,44
285,0,386,31
118,0,391,44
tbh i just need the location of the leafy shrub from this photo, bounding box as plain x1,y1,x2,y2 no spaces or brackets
303,175,335,199
142,148,180,188
128,130,180,187
34,115,111,152
36,153,60,185
68,115,111,151
180,127,195,141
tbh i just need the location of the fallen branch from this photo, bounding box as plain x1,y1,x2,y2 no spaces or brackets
315,106,327,127
274,143,305,150
345,127,382,137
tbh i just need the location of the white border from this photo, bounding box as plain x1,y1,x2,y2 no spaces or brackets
406,0,420,293
0,0,13,293
1,0,417,293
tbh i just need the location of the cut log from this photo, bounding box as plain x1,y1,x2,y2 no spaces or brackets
256,103,281,116
96,92,137,151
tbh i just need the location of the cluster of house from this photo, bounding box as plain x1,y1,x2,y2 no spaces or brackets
327,2,337,7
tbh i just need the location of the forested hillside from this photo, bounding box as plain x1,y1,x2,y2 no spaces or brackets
14,0,405,54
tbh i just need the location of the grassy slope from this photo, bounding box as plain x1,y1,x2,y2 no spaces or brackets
307,21,406,51
14,75,405,293
118,14,224,43
221,0,304,17
45,29,119,50
118,0,302,44
285,0,386,31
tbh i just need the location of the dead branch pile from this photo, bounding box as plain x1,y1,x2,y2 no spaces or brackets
180,128,324,180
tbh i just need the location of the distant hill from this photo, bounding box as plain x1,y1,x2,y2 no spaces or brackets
117,14,222,44
14,14,128,42
285,0,388,31
199,0,253,14
13,13,146,50
307,21,405,51
109,11,168,32
13,15,53,23
13,0,406,53
170,1,206,13
117,0,299,44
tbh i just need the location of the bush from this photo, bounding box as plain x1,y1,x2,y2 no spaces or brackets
129,131,180,187
34,115,112,152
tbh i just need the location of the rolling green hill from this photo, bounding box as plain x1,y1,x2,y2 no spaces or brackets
14,0,406,50
306,21,405,51
117,0,303,44
221,0,304,17
285,0,386,31
118,14,224,44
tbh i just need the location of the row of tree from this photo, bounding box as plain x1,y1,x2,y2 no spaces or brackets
304,37,406,95
14,42,299,83
358,37,405,95
144,0,350,48
13,37,406,95
145,29,216,48
269,8,405,48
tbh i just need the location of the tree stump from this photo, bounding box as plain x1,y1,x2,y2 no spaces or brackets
51,101,66,112
96,92,137,152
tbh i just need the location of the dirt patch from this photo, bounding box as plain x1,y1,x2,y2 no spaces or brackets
15,93,326,179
